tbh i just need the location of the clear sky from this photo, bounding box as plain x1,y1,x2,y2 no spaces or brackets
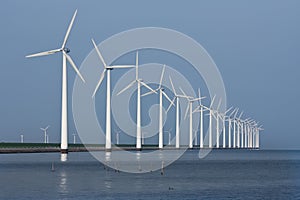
0,0,299,149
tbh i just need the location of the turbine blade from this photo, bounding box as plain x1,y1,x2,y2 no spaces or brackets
117,80,136,96
140,81,157,94
198,88,202,104
159,64,166,87
26,48,61,58
169,76,177,95
184,102,190,119
166,97,176,113
64,52,85,83
91,38,107,67
135,51,138,80
62,9,77,48
225,106,233,114
141,90,156,97
110,65,135,69
162,91,175,106
92,69,106,97
217,98,222,110
210,95,216,108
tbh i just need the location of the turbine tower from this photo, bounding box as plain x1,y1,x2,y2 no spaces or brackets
26,10,85,154
40,125,50,144
117,52,157,150
91,39,134,151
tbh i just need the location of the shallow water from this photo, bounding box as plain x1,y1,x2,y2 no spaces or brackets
0,150,299,200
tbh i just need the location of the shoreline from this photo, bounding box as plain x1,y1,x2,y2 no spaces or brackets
0,143,259,154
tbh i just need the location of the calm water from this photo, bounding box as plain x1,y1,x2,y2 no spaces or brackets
0,150,300,200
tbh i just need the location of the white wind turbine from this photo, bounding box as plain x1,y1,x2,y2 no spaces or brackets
164,129,172,146
236,111,244,148
117,52,157,150
232,108,239,148
115,129,121,145
227,108,237,148
169,76,192,149
218,107,232,148
192,89,210,148
179,88,205,149
142,65,174,149
26,10,85,153
40,125,50,144
212,99,222,148
91,39,134,150
207,96,216,148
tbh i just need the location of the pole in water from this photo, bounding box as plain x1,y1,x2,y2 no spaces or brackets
51,162,55,172
161,161,164,175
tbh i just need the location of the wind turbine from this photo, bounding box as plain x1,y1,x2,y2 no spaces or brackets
218,107,232,148
169,76,192,149
212,99,222,148
91,39,134,151
40,125,50,144
227,108,237,148
115,129,121,145
117,52,157,150
207,96,216,148
179,88,204,149
164,129,172,146
71,133,75,144
26,10,85,154
232,108,240,148
236,111,244,148
192,88,208,148
142,65,174,149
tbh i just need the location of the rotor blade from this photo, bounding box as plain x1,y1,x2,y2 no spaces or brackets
184,102,190,120
169,76,177,95
198,88,202,104
234,108,239,118
45,125,50,130
210,95,216,108
117,80,136,96
26,48,61,58
192,105,201,113
225,106,233,114
92,69,106,98
159,64,166,87
238,111,244,119
162,91,175,106
91,38,107,67
166,97,176,113
141,90,155,97
217,98,222,110
135,51,138,80
179,87,192,99
62,9,77,48
140,81,157,94
109,65,135,69
63,52,85,83
229,108,237,117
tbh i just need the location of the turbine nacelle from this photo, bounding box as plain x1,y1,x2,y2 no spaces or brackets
63,48,70,53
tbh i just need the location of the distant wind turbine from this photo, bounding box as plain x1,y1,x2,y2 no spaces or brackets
40,125,50,144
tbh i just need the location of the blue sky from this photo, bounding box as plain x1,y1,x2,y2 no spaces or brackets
0,0,299,149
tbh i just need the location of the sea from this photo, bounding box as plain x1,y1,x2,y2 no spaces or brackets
0,150,299,200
